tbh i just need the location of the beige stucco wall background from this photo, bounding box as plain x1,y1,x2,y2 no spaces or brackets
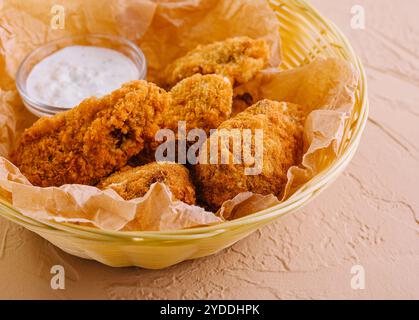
0,0,418,299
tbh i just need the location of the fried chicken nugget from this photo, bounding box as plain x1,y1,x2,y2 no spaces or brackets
164,74,233,135
193,100,305,210
97,162,196,204
11,81,169,187
163,37,269,88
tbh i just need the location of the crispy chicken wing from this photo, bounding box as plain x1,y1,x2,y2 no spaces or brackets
97,162,196,204
163,37,269,88
193,99,305,210
11,81,169,187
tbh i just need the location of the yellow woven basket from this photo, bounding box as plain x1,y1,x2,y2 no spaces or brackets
0,0,368,269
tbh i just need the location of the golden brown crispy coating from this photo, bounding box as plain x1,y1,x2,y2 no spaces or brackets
97,162,196,204
163,37,269,88
136,74,233,164
193,100,305,210
11,81,169,187
164,74,233,135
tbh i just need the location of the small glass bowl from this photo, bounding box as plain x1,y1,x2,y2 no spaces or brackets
16,34,147,117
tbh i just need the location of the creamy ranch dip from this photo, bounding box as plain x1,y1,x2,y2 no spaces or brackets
26,45,140,109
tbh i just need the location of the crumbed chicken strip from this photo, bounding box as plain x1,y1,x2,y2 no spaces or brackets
97,162,196,204
11,81,169,187
193,100,305,211
164,74,233,135
163,37,269,88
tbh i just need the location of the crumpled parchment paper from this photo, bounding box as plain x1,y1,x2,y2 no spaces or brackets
0,0,358,231
140,0,282,83
234,57,359,199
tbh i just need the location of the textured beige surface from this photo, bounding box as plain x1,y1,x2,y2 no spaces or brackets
0,0,418,299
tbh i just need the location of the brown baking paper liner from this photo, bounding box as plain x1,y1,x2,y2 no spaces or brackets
233,57,359,202
0,0,358,231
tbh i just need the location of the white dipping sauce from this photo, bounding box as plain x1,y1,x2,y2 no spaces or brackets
26,45,140,109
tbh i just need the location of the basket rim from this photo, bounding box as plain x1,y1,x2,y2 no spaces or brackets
0,0,369,240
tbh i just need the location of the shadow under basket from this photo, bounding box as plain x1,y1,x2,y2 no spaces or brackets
0,0,368,269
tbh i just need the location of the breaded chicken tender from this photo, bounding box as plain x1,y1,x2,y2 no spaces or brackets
97,162,196,204
11,81,169,187
164,74,233,135
193,100,305,210
163,37,269,88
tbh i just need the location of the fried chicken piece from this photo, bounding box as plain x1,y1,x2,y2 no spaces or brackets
11,81,169,187
163,37,269,88
97,162,196,204
193,100,305,211
137,74,233,164
164,74,233,135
